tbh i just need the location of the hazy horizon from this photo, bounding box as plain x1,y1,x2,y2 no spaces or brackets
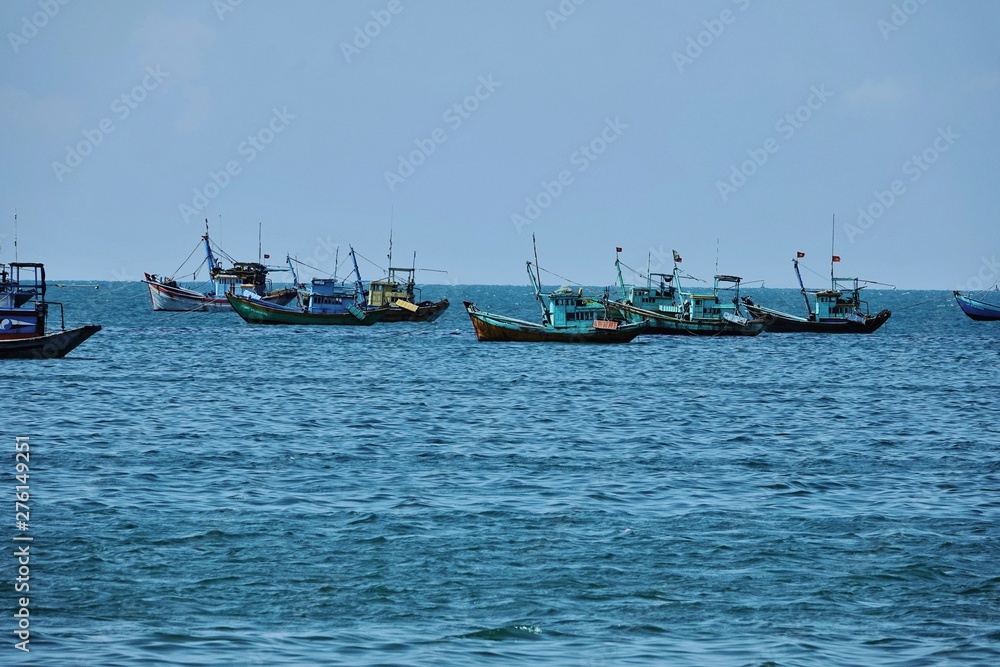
3,1,998,292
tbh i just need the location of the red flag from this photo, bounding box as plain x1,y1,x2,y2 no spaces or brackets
672,250,682,263
796,251,805,258
832,255,841,262
616,247,622,253
264,254,270,259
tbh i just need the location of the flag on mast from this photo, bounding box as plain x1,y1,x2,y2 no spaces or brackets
796,251,805,258
832,255,841,263
672,250,682,263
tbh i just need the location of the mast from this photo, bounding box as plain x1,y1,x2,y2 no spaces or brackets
616,248,628,300
258,222,262,265
348,245,366,306
13,210,17,262
203,218,219,273
830,213,835,288
793,256,811,317
529,234,546,322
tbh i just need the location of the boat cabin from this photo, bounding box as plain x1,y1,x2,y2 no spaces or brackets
210,262,273,297
305,278,357,314
0,263,47,338
545,286,610,329
367,268,417,308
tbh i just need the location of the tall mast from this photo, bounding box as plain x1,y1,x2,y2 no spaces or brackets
530,234,546,322
830,213,835,287
203,218,218,273
13,210,17,262
349,245,365,305
793,256,811,317
258,222,262,264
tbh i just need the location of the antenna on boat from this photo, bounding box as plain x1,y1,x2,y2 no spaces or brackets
258,222,262,265
715,237,720,275
387,206,394,271
13,209,17,263
830,213,836,286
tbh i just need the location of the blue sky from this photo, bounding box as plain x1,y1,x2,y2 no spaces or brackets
1,0,998,289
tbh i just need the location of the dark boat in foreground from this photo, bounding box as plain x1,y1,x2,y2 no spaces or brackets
1,262,101,359
464,236,646,343
742,254,892,334
953,291,1000,321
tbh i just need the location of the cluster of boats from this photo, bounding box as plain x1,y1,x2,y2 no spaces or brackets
142,225,449,325
3,227,1000,358
463,237,899,344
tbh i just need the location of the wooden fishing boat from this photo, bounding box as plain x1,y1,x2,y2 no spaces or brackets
953,291,1000,321
143,222,296,311
463,235,646,343
366,267,449,322
741,254,891,333
607,251,768,336
1,262,100,359
226,292,385,325
229,247,387,325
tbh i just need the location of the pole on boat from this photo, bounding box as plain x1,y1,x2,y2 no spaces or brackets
793,255,811,318
13,210,17,263
830,213,836,287
531,233,547,322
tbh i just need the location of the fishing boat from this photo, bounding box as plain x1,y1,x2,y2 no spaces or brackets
1,262,100,359
953,290,1000,321
228,247,385,326
464,236,646,343
365,266,449,322
143,222,296,311
741,253,892,333
605,250,768,336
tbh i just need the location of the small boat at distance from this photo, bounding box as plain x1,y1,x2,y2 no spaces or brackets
953,290,1000,321
1,262,100,359
464,236,646,343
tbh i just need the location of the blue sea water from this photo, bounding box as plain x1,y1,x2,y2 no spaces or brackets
5,282,1000,666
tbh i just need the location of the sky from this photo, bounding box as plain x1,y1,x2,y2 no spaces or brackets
1,0,998,290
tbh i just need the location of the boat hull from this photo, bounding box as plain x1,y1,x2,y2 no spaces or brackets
0,325,101,359
378,299,450,322
464,301,644,343
610,301,767,336
227,293,384,325
744,303,891,333
953,291,1000,321
144,274,297,312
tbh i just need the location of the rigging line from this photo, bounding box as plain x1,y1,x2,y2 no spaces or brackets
354,250,386,274
536,265,585,287
170,241,205,278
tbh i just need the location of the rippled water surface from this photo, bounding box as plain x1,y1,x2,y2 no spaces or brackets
6,283,1000,665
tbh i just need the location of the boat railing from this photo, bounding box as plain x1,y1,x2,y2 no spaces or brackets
46,301,66,330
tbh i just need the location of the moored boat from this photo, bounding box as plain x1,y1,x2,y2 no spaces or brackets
953,290,1000,321
741,253,892,333
366,266,449,322
1,262,101,359
229,247,386,326
606,250,768,336
144,222,296,311
464,236,646,343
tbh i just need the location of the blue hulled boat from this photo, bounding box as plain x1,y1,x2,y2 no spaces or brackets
953,290,1000,321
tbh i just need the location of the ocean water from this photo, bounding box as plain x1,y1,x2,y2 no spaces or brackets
6,282,1000,666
